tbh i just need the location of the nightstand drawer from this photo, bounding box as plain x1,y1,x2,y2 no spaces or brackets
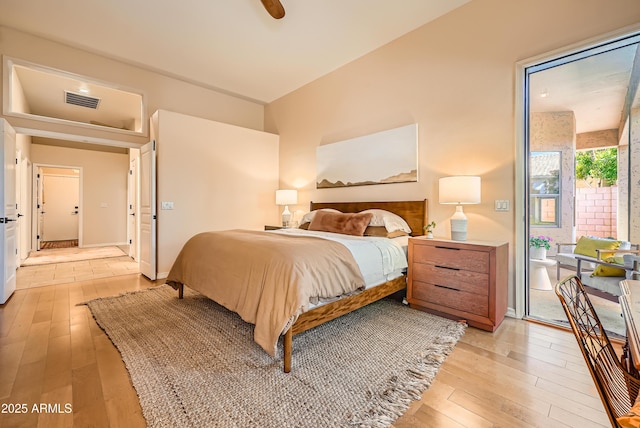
412,245,489,273
412,280,489,317
411,263,488,296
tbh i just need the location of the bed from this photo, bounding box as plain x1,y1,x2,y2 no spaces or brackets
166,200,428,372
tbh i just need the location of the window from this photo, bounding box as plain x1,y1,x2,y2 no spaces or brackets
530,151,560,227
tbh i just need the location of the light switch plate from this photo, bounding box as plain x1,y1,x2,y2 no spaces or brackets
495,200,510,211
161,201,174,210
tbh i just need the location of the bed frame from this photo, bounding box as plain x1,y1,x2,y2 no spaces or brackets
172,199,428,373
282,199,428,372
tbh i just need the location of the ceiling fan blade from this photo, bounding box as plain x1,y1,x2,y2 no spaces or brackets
260,0,285,19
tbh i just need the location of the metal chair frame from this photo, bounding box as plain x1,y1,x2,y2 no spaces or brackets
556,275,640,427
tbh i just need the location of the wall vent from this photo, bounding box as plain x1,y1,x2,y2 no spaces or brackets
64,91,101,109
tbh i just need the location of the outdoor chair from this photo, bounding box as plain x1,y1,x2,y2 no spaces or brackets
575,254,640,301
556,275,640,427
556,237,638,280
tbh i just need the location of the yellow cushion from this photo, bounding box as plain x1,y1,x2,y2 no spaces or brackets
618,398,640,427
574,236,621,258
591,256,626,277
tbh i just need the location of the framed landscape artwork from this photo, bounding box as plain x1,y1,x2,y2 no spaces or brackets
316,124,418,188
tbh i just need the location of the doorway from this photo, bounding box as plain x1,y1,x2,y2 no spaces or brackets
16,139,143,289
35,165,81,250
518,29,640,335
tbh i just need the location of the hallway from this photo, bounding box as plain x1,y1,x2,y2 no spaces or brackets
17,247,139,290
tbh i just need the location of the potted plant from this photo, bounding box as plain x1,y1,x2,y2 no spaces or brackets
423,221,436,239
529,235,552,260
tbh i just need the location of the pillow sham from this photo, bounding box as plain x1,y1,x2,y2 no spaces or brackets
363,226,409,239
573,236,621,258
308,211,373,236
360,209,412,234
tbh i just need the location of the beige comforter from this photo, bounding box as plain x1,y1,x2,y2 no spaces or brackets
166,229,365,356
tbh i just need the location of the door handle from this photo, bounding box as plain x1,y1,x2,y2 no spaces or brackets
71,211,78,215
17,213,23,218
0,217,16,223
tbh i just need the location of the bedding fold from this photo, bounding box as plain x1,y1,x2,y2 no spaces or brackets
166,229,365,356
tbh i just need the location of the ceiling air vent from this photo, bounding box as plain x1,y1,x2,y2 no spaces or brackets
64,91,101,109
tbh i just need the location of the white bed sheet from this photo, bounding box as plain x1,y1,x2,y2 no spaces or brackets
272,228,408,288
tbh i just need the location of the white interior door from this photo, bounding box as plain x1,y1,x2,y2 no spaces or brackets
17,157,29,263
1,119,17,304
41,174,79,242
139,140,156,280
128,157,138,260
36,171,43,250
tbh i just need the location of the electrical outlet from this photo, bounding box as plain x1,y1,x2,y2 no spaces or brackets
495,200,510,211
161,201,174,210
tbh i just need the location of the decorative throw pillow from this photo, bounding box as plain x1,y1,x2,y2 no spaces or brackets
591,256,627,277
363,226,408,238
308,211,373,236
299,209,341,226
617,396,640,427
573,236,621,258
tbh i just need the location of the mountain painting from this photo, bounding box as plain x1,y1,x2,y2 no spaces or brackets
316,124,418,188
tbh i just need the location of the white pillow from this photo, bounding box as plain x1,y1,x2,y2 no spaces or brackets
300,208,341,225
360,209,412,234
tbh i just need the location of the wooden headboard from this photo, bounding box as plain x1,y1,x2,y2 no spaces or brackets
309,200,428,236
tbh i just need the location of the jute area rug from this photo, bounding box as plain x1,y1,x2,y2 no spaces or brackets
84,285,466,428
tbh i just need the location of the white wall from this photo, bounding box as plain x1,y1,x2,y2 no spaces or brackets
154,110,279,276
30,144,129,246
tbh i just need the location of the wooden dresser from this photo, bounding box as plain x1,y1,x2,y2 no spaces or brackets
407,237,509,332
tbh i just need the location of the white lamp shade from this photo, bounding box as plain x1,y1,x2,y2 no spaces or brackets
439,176,481,204
275,189,298,206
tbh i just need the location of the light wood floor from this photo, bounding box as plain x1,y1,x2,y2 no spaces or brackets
0,273,611,427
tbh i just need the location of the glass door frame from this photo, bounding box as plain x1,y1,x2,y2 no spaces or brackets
514,24,640,319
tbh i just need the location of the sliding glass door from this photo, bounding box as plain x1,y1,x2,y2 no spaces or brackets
523,32,640,336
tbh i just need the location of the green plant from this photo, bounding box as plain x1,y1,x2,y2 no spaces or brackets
575,148,618,187
529,235,552,250
423,221,436,234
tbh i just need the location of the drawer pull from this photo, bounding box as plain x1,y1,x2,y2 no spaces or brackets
435,265,460,271
435,246,460,251
434,284,460,292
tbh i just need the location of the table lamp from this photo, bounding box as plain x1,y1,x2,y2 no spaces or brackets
275,189,297,227
439,176,481,241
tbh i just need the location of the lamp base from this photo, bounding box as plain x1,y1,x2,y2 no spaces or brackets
450,206,468,241
281,206,291,228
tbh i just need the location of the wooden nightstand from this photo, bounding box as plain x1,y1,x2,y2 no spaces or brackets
407,237,509,332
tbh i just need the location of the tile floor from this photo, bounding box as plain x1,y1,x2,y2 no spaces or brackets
16,255,139,289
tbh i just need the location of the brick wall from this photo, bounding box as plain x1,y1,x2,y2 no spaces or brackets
575,186,617,239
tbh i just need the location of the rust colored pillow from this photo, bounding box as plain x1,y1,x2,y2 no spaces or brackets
308,211,373,236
